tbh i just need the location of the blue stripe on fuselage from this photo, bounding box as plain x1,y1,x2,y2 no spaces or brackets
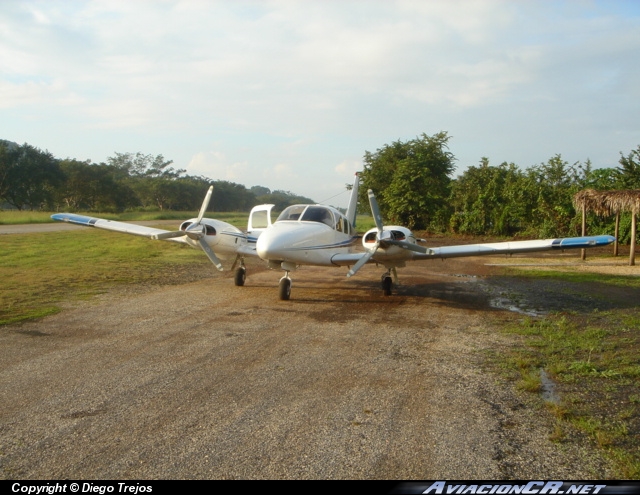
278,236,359,252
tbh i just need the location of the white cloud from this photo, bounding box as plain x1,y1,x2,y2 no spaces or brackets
0,0,639,201
334,159,361,177
186,151,249,181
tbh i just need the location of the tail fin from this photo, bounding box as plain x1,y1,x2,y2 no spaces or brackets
345,172,360,229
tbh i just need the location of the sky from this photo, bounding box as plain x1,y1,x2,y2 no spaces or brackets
1,0,639,208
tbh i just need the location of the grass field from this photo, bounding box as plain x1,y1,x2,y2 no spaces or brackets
0,228,211,325
486,268,640,478
0,210,253,226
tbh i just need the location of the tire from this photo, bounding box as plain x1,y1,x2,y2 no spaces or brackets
234,267,246,286
382,276,392,296
279,277,292,300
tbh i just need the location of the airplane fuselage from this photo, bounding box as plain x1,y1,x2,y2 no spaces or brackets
256,204,358,268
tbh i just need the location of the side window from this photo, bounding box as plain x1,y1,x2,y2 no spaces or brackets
335,216,351,234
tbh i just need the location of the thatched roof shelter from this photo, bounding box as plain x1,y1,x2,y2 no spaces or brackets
574,189,640,216
573,189,640,265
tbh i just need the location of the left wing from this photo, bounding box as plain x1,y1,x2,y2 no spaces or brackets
331,234,615,268
413,235,616,260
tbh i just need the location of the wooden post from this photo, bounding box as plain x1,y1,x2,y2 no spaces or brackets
614,211,620,257
581,203,586,260
630,211,637,267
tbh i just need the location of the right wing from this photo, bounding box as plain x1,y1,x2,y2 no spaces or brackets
51,213,188,244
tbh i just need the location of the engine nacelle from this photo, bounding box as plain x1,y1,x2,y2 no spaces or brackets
362,225,416,249
179,218,246,259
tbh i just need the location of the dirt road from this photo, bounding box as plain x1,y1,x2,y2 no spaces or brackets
0,248,616,479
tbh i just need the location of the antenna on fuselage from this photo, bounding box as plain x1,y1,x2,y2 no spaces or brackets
345,172,360,229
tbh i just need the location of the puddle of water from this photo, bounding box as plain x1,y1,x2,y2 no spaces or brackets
475,280,546,316
540,368,561,404
489,296,545,317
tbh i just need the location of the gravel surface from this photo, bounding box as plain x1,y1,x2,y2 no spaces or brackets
0,254,614,479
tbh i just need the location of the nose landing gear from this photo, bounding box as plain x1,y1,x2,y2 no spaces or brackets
380,267,398,296
279,273,292,300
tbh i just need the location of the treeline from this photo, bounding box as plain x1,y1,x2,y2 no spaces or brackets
0,142,313,213
361,132,640,242
3,136,639,242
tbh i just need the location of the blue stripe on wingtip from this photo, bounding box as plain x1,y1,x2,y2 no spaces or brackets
553,235,615,249
51,213,99,226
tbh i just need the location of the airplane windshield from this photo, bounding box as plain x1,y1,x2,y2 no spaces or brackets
276,205,307,222
300,206,334,227
276,205,335,228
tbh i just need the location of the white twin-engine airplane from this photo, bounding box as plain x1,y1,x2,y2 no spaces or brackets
52,173,615,300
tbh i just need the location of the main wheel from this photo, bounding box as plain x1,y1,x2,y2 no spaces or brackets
382,276,392,296
234,267,246,286
279,277,292,300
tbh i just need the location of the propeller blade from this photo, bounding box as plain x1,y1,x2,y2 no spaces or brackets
384,239,429,254
367,189,384,233
198,238,224,271
152,230,187,240
346,243,378,278
196,186,214,224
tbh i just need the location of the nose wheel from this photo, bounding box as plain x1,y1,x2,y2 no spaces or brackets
381,268,397,296
279,273,292,300
381,274,393,296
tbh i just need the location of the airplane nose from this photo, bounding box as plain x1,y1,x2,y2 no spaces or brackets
256,233,270,259
256,228,283,260
256,222,306,260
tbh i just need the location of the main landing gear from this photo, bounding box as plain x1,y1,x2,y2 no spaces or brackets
234,266,246,286
233,258,246,287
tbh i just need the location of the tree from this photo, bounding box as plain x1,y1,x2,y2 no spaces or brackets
360,132,455,230
107,152,184,179
250,185,271,196
255,190,314,211
449,159,528,236
617,145,640,188
0,144,64,210
55,159,139,211
521,155,587,237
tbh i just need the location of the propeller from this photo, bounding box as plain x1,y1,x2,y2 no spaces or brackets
151,186,223,271
346,189,429,278
347,190,383,278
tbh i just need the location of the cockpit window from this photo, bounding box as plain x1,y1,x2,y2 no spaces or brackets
276,205,335,228
276,205,307,222
300,206,334,227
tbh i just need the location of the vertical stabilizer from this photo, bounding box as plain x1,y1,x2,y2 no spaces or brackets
346,172,360,229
